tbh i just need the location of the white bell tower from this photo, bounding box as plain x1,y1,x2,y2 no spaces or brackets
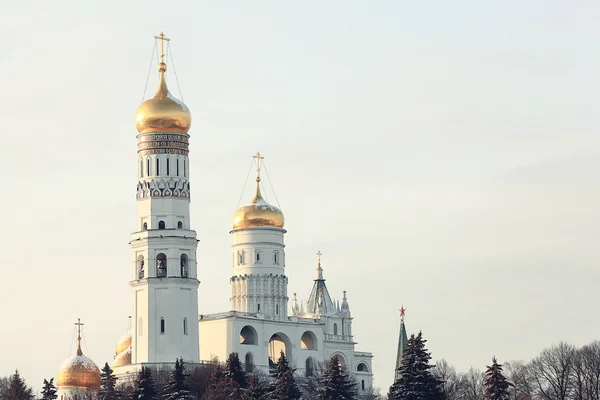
230,153,288,321
128,32,199,364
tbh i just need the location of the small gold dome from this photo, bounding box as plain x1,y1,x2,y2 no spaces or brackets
114,332,132,355
135,62,191,134
56,347,101,389
233,179,285,230
112,347,132,368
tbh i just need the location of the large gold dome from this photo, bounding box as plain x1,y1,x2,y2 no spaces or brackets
56,347,101,389
135,62,191,134
112,347,132,368
114,332,132,355
233,179,285,230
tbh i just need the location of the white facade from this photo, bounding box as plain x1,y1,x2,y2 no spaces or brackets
113,61,200,376
230,226,288,320
111,37,374,392
126,141,200,365
199,192,374,393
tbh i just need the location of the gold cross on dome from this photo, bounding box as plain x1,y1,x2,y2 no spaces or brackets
74,318,84,355
253,152,264,179
316,250,322,267
153,31,171,63
75,318,84,338
399,306,406,322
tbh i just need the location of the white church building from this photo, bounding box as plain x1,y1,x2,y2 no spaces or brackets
56,33,374,396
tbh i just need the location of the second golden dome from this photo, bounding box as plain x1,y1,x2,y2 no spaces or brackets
233,180,285,230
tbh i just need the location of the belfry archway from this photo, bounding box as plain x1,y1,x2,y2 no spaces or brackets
268,333,291,369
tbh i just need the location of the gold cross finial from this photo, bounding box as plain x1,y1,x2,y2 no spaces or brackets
153,31,171,64
316,250,322,267
399,306,407,322
253,152,264,181
75,318,84,355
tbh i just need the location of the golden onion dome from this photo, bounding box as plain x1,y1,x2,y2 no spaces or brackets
114,332,132,355
112,346,132,368
233,178,285,230
56,345,101,389
135,62,191,134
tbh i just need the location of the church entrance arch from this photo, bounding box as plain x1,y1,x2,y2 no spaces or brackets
268,332,291,369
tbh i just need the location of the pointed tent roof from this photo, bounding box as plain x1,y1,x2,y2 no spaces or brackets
394,306,409,382
305,251,336,317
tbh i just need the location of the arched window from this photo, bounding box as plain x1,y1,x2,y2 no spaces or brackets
180,254,188,278
301,331,317,350
240,326,257,345
160,318,165,334
156,253,167,278
177,221,183,229
138,317,143,336
177,159,180,176
331,354,346,368
357,363,369,372
333,323,338,335
268,333,289,367
274,251,279,264
137,255,145,279
276,304,279,314
158,220,166,230
142,222,148,231
156,158,160,175
362,380,365,390
257,303,260,313
140,159,143,177
166,158,170,176
245,352,254,372
305,358,315,377
147,158,150,176
183,318,188,335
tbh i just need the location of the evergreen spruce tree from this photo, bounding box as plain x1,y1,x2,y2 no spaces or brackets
41,378,58,400
483,357,513,400
132,366,158,400
224,353,248,389
202,362,241,400
98,363,119,400
268,351,302,400
242,375,267,400
163,358,193,400
4,370,34,400
316,356,358,400
389,332,445,400
202,379,241,400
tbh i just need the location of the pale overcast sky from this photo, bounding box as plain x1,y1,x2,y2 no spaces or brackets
1,0,599,393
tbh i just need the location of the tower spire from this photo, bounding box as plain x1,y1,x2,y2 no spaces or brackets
75,318,84,356
251,152,265,202
316,250,323,280
250,152,265,203
394,306,408,381
292,292,300,316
